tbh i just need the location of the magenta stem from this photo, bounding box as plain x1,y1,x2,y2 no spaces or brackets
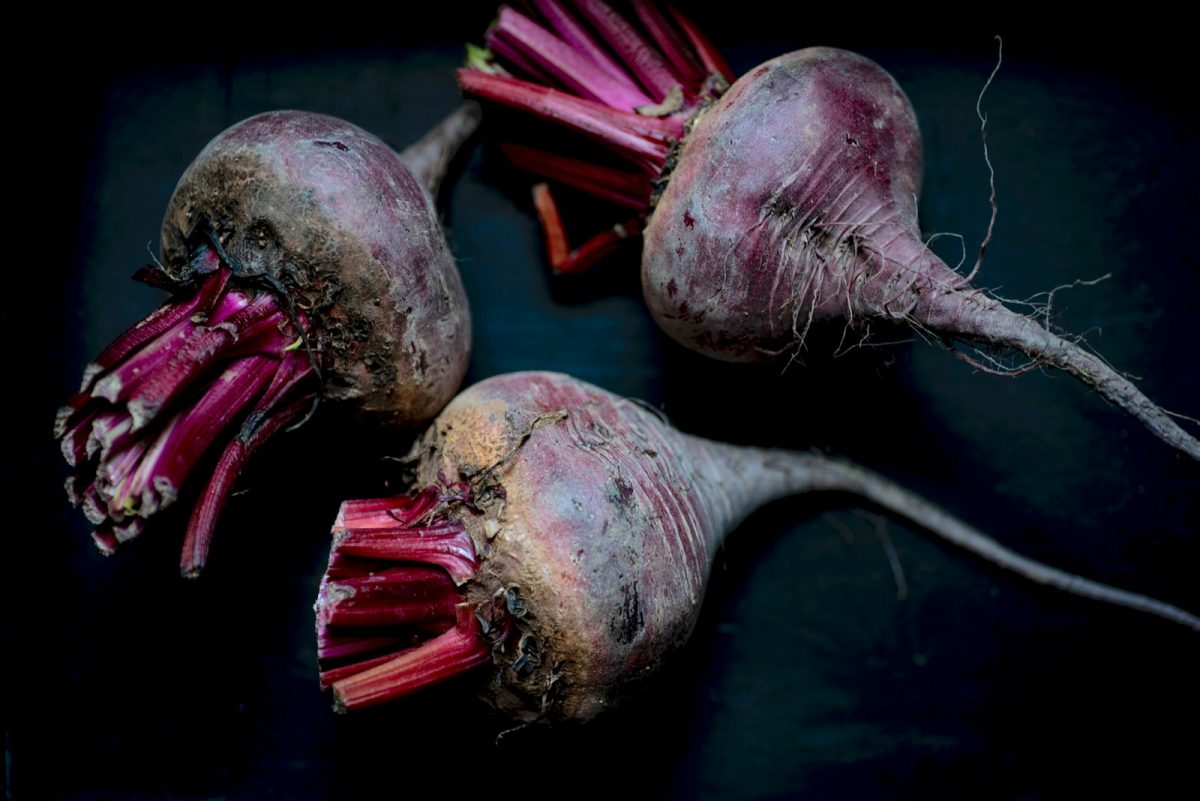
319,632,413,664
492,6,654,110
315,488,501,707
59,254,319,568
123,296,281,430
457,70,677,171
532,182,642,273
318,566,461,628
90,290,253,409
486,34,558,86
571,0,680,101
333,526,479,586
180,384,315,577
502,143,650,209
60,408,100,468
460,1,736,274
330,605,491,712
334,487,442,531
632,0,703,84
532,0,645,93
83,256,227,389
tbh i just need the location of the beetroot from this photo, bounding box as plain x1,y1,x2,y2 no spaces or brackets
55,105,478,576
314,371,1197,724
458,1,1199,460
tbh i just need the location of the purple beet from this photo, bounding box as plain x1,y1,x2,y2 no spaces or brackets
314,372,1197,724
56,105,479,576
458,1,1199,461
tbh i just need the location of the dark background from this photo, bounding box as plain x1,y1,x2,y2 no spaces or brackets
7,6,1199,800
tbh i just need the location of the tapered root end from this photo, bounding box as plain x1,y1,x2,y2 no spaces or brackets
920,285,1200,462
397,101,484,198
800,453,1200,631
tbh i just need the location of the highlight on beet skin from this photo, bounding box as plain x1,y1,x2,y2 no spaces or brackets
458,1,1200,461
57,105,480,577
315,372,1198,725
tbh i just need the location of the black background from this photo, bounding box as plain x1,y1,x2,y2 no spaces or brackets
7,6,1199,800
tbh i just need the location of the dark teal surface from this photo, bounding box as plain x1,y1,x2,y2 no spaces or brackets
8,9,1199,800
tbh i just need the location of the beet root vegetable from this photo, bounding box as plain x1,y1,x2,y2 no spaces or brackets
458,2,1199,461
56,105,479,576
314,371,1197,724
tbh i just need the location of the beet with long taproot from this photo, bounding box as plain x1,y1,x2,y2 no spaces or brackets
458,0,1199,460
315,372,1198,724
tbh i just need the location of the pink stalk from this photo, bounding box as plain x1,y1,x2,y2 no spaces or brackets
532,0,646,94
330,605,490,711
77,252,226,393
127,355,278,511
491,6,653,109
666,5,735,82
122,296,279,429
315,489,498,709
332,526,478,585
318,566,460,628
89,287,254,414
57,256,317,567
60,409,99,467
503,144,650,210
632,0,703,85
456,71,677,171
570,0,681,100
533,182,641,273
459,0,727,273
486,34,558,86
92,528,119,556
318,633,413,663
332,485,463,531
180,384,314,577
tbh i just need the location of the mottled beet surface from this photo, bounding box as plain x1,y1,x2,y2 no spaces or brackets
162,110,471,424
417,370,762,721
644,48,931,358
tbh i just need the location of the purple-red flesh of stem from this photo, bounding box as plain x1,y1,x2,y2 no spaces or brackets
315,487,495,711
56,246,317,573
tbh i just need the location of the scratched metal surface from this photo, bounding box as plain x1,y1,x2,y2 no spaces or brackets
9,8,1199,800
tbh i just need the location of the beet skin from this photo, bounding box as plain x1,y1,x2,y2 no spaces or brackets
161,110,471,426
644,48,932,359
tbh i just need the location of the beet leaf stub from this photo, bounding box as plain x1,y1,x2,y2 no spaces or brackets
458,0,729,271
316,488,497,711
56,246,317,574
